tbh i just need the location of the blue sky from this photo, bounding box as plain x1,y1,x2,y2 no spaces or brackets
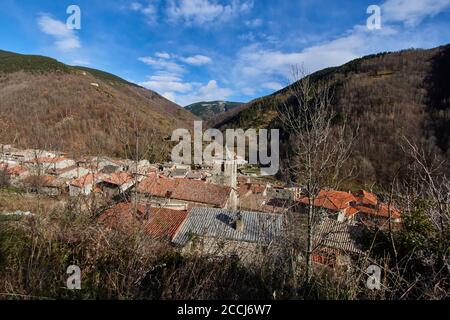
1,0,450,106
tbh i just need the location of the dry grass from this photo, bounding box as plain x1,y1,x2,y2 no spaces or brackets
0,189,62,213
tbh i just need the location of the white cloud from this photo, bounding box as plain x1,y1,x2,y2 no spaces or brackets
162,91,177,102
383,0,450,26
155,52,171,59
141,80,192,93
139,52,212,74
138,52,227,105
221,0,450,99
262,82,283,91
137,0,450,102
230,4,449,98
238,32,256,42
166,0,253,25
140,74,193,93
148,74,183,82
245,18,263,27
37,14,81,50
130,1,158,24
141,76,233,106
130,2,143,11
138,56,186,74
241,87,256,96
170,80,233,105
233,37,361,85
197,80,232,99
56,38,80,51
179,54,212,65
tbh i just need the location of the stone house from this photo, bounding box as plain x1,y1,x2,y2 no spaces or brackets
97,172,136,199
69,173,101,197
312,218,365,269
172,207,284,263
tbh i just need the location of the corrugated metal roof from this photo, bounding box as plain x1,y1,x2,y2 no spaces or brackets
172,207,284,246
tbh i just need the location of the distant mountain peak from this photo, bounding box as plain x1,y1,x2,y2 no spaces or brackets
186,100,243,120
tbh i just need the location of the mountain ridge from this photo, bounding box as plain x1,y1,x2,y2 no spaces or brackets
209,45,450,186
0,49,198,161
186,100,243,120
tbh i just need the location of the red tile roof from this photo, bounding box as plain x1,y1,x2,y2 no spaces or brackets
70,173,98,188
352,190,378,206
98,202,188,240
345,206,359,216
97,203,142,232
144,207,189,239
137,176,231,207
5,165,28,175
298,190,357,211
298,189,402,221
353,204,401,219
101,172,134,186
351,190,401,219
250,183,267,194
22,175,58,187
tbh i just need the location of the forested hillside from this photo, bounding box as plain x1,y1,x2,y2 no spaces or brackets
0,50,198,161
211,45,450,187
186,101,243,120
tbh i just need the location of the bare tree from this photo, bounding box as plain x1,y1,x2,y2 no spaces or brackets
402,138,450,266
278,66,357,281
0,166,9,188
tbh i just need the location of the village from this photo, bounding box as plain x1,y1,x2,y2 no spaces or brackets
0,143,402,270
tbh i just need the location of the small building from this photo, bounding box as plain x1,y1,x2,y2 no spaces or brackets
297,189,402,228
92,157,126,172
8,149,43,162
49,165,90,179
69,173,101,197
0,144,12,157
349,190,402,227
312,218,365,269
21,175,67,196
1,163,29,181
297,190,358,222
25,157,75,172
172,207,284,263
267,185,301,200
97,172,135,199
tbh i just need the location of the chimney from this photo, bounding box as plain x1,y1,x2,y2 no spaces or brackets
143,203,151,220
225,157,239,211
233,211,244,232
